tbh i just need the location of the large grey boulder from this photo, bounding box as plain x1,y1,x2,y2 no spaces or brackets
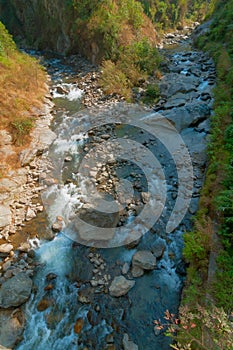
109,276,135,297
0,309,24,349
0,273,32,308
162,102,210,132
132,250,156,271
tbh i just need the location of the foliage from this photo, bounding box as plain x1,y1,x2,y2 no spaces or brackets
139,0,215,29
0,21,46,146
99,60,131,99
10,118,34,145
180,4,233,350
154,306,233,350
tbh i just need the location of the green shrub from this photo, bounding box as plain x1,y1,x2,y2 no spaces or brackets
11,117,35,145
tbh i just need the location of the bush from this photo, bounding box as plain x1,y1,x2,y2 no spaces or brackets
10,117,35,145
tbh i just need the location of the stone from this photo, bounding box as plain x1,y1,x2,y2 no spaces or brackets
141,192,150,204
0,130,12,146
74,318,84,334
122,334,138,350
152,238,166,258
0,206,11,229
74,204,119,244
132,251,156,271
46,273,57,281
37,299,51,312
0,273,32,308
122,262,130,275
25,207,36,221
109,276,135,297
52,221,63,232
131,266,144,278
56,85,68,94
0,309,24,349
17,242,31,252
0,244,13,254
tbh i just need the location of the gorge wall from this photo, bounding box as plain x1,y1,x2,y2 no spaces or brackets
0,0,77,54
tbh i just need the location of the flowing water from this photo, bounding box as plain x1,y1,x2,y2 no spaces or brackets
16,39,215,350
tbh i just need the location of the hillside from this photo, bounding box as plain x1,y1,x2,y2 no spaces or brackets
0,21,47,173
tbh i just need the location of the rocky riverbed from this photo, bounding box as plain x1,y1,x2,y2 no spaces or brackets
0,23,215,350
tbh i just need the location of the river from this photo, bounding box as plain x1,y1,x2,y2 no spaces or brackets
16,30,215,350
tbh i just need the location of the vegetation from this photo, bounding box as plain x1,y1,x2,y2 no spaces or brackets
71,0,161,98
171,0,233,348
0,21,46,146
139,0,215,29
154,306,233,350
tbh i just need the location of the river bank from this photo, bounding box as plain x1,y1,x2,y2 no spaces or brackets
0,24,215,349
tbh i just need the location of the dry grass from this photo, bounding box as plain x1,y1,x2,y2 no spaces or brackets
0,51,47,130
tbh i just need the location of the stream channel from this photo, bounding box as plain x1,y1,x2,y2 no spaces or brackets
16,32,215,350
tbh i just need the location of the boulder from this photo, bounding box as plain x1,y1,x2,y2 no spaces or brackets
132,251,156,271
0,206,11,229
109,276,135,297
0,273,32,308
0,244,13,254
122,334,138,350
0,309,24,349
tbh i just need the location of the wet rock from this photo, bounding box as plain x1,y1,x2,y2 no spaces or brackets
46,273,57,281
56,85,68,94
52,221,63,232
74,318,84,334
122,262,130,275
141,192,150,204
0,309,24,349
122,334,138,350
152,238,166,258
0,244,13,254
132,251,156,271
109,276,135,297
131,266,144,278
0,273,32,308
0,206,11,229
17,242,31,252
37,299,51,312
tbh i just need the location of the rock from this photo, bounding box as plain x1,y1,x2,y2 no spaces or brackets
52,221,63,232
74,318,84,334
122,262,130,275
37,299,51,312
141,192,150,204
0,345,12,350
25,207,36,221
122,334,138,350
0,309,24,348
56,85,68,94
2,260,11,272
109,276,135,297
152,238,166,258
0,206,11,229
132,251,156,271
0,244,13,254
0,130,12,146
46,273,57,281
131,266,144,278
0,273,32,308
17,242,31,252
64,156,72,162
74,204,119,244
